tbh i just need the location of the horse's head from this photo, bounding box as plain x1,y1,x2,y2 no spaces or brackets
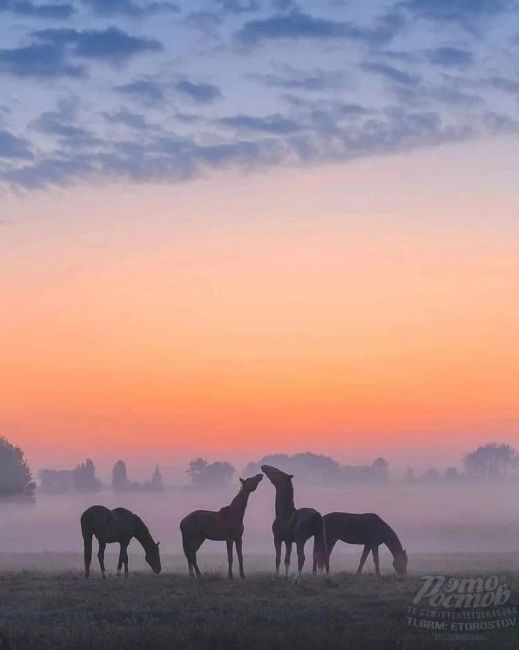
145,541,161,574
393,549,408,577
261,464,293,487
239,473,263,493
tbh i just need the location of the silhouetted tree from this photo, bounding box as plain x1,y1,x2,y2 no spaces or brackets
73,459,101,493
371,457,389,483
444,467,460,482
187,458,235,488
112,460,129,492
0,436,35,501
422,468,440,483
463,443,516,481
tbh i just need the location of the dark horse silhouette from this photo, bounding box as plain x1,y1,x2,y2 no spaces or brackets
81,505,161,578
324,512,407,576
180,474,263,578
261,464,328,581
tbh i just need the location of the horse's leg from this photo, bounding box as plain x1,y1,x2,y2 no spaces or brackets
182,532,194,577
83,532,93,579
122,542,130,576
325,537,337,573
117,544,124,577
357,545,370,575
372,546,381,576
190,537,203,577
236,537,245,578
284,541,292,579
226,539,234,579
97,540,107,579
294,538,306,583
274,537,282,577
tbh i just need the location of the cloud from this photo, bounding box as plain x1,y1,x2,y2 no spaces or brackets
361,62,420,87
104,109,150,130
252,65,346,91
0,43,85,78
218,113,301,134
32,108,101,147
402,0,511,27
115,79,165,102
216,0,260,13
0,0,73,18
236,10,398,47
425,46,474,66
33,27,162,61
80,0,179,16
175,80,222,104
0,129,33,159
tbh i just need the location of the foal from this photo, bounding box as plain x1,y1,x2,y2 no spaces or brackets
323,512,407,576
180,474,263,578
81,505,161,578
262,464,328,581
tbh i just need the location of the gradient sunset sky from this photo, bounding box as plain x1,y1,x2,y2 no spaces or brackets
1,0,518,475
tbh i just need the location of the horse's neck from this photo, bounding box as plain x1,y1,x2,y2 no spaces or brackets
275,483,295,520
384,526,403,557
227,489,250,521
133,519,155,551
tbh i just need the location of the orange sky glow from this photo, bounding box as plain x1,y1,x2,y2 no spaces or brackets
2,138,518,475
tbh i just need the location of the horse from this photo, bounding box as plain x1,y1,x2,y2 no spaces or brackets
80,505,161,578
261,464,329,581
323,512,407,576
180,474,263,578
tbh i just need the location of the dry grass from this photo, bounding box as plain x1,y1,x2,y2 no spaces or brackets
0,555,518,649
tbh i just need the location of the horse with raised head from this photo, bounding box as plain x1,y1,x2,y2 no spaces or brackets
261,464,328,581
180,473,263,578
80,505,161,578
323,512,407,576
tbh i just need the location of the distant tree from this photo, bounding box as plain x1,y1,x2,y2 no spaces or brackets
0,436,35,501
112,460,129,493
463,443,516,481
187,458,235,488
423,468,440,483
73,459,101,493
444,467,460,482
403,467,415,483
371,458,389,483
39,469,73,494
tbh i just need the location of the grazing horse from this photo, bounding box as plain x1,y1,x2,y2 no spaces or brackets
180,474,263,578
80,505,161,578
261,464,328,581
324,512,407,576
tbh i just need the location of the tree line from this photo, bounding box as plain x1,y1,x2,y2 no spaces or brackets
1,434,518,501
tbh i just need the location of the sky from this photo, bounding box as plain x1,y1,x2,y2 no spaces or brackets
1,0,519,477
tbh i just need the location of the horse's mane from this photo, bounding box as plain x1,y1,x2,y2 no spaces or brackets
132,514,154,544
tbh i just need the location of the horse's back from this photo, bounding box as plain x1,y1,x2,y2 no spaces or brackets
81,505,112,536
324,512,387,544
181,509,238,541
81,505,137,541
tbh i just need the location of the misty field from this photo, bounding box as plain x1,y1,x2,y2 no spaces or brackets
0,554,518,649
1,485,519,648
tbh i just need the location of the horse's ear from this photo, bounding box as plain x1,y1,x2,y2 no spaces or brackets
240,477,245,484
289,474,294,479
157,541,160,547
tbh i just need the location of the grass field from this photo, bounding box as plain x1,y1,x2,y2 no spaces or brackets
0,554,518,649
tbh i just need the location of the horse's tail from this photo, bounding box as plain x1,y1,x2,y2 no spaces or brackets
312,511,329,574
